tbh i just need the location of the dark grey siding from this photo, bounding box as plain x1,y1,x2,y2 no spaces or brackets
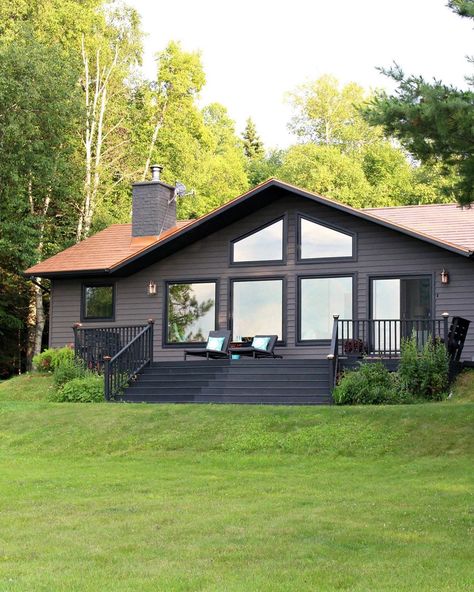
50,192,474,360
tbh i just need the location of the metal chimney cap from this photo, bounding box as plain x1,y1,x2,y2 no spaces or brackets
151,164,163,181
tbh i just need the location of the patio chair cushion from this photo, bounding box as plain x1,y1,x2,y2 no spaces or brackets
207,336,225,351
252,336,270,350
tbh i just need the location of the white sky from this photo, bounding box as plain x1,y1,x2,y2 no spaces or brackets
127,0,472,148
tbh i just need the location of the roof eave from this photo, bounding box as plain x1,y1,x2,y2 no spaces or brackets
23,268,111,279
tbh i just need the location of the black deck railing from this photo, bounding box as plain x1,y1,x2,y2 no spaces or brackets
103,321,154,400
335,316,449,359
327,314,451,391
73,321,154,400
73,323,149,371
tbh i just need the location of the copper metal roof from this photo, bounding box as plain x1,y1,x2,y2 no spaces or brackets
365,203,474,252
24,180,474,277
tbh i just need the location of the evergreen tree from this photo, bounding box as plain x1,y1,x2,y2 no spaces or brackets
363,1,474,206
242,118,264,159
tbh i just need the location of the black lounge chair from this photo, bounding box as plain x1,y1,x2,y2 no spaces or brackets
184,330,231,360
229,335,282,359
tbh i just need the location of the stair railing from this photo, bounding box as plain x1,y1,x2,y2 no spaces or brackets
103,320,154,401
327,314,340,393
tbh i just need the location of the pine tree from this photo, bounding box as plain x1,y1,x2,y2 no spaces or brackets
242,118,264,159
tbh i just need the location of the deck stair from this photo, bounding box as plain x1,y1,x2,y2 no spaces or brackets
118,359,332,405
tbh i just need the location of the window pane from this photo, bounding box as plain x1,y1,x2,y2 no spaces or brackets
300,218,352,259
300,277,352,340
84,286,113,319
233,280,283,339
233,220,283,262
167,282,216,343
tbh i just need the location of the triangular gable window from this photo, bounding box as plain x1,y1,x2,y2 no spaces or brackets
232,218,284,263
299,216,353,260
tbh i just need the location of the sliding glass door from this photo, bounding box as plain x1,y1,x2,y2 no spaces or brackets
371,276,432,352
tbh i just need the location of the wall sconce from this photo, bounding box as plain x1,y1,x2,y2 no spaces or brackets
147,280,157,296
440,269,449,285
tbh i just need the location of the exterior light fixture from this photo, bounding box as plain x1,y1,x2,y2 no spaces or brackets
440,269,449,285
148,280,157,296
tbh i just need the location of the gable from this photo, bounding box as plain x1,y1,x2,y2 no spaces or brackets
24,179,474,278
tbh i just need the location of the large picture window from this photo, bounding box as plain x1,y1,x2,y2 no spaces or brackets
167,282,216,343
299,276,353,341
82,284,114,321
232,219,284,263
299,216,353,260
232,279,283,340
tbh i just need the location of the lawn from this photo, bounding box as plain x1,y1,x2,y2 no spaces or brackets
0,373,472,591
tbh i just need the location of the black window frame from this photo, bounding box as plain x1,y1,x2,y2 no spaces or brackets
229,276,286,345
297,273,356,345
368,274,435,321
230,215,287,267
296,212,357,264
80,282,116,322
163,279,219,348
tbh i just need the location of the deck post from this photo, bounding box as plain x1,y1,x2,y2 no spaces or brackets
147,319,154,363
327,315,340,393
103,355,111,401
72,322,82,358
442,312,450,351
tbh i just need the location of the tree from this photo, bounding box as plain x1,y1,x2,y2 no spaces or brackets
278,144,372,207
246,149,284,187
363,2,474,206
76,2,143,240
287,74,381,148
186,103,248,216
0,31,82,366
242,118,264,159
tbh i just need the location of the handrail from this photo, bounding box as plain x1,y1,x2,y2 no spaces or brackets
327,314,339,394
102,320,154,400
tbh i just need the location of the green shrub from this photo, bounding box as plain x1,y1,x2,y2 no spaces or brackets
33,346,74,373
53,355,87,387
399,335,449,401
51,374,104,403
333,362,403,405
32,348,56,372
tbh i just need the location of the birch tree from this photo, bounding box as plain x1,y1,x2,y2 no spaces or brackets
76,3,142,240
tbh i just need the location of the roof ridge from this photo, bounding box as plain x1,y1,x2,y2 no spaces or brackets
365,202,459,211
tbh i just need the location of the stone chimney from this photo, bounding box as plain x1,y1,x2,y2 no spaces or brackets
132,165,176,237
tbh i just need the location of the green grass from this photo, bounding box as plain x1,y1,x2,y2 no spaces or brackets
0,372,54,401
0,374,472,591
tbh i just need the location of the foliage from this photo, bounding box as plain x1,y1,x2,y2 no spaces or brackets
246,149,284,187
32,346,74,373
242,117,264,159
51,373,104,402
398,335,449,401
52,355,87,387
279,143,373,207
363,4,474,206
287,74,382,148
333,362,402,405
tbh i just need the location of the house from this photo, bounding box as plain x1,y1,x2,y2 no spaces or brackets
25,167,474,403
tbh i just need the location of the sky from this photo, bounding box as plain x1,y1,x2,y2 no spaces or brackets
127,0,472,148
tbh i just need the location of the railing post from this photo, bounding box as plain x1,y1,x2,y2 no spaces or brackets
72,322,81,356
103,355,111,401
147,319,154,363
442,312,450,350
327,314,340,394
